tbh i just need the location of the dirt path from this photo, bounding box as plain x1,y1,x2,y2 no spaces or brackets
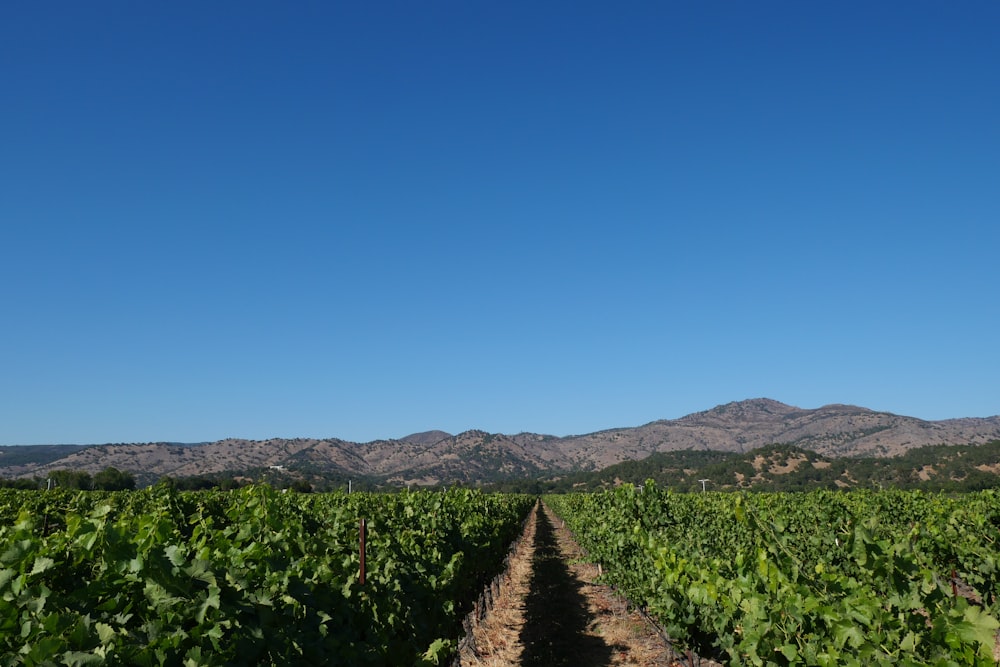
458,502,689,667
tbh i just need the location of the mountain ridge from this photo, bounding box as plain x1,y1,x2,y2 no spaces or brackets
2,399,998,487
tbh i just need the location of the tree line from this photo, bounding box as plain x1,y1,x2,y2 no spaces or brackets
0,466,137,491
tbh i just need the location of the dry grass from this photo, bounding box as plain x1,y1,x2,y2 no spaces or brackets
459,509,537,666
917,464,937,481
768,454,807,475
459,504,706,667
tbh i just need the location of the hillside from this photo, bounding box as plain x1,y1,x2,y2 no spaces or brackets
504,440,1000,494
2,399,999,487
538,398,1000,468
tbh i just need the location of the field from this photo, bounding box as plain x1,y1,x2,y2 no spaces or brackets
546,486,1000,666
4,485,1000,666
0,487,533,665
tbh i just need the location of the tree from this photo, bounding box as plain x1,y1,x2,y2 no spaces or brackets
49,469,92,490
154,476,177,490
92,467,136,491
290,479,313,493
0,477,39,489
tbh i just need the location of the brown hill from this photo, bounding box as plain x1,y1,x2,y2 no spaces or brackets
540,398,1000,469
399,430,453,446
3,399,999,486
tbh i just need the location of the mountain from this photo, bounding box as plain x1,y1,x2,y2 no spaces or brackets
0,445,88,468
539,398,1000,469
2,399,999,487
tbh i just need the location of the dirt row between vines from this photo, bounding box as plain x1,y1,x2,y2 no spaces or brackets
457,502,720,667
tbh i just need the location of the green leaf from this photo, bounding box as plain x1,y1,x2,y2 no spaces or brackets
779,643,798,661
61,651,104,666
30,557,55,576
164,544,186,568
195,587,221,624
95,622,116,643
420,637,454,665
1,539,33,566
184,558,215,585
832,620,864,649
183,646,203,667
955,605,1000,657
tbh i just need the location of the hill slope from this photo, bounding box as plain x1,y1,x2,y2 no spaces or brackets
541,398,1000,468
3,399,999,486
521,440,1000,494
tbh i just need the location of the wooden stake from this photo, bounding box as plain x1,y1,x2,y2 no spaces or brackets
359,518,367,586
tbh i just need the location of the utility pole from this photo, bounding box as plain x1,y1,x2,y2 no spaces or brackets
698,479,710,493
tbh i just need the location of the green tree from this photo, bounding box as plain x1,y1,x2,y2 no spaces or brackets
289,479,313,493
49,469,92,490
92,466,136,491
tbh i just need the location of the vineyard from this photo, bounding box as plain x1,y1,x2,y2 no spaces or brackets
5,484,1000,666
0,487,533,666
546,486,1000,666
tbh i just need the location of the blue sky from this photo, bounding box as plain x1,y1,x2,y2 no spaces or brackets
3,2,998,444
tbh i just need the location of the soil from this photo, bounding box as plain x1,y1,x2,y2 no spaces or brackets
457,503,715,667
456,502,1000,666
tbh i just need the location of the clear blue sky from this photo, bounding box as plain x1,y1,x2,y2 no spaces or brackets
3,2,998,445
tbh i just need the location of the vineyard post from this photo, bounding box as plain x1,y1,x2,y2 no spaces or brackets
359,518,367,586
